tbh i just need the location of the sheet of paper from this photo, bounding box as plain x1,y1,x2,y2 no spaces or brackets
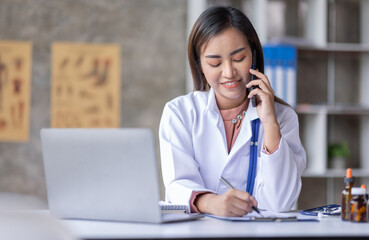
206,209,318,222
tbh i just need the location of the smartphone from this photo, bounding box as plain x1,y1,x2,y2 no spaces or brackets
249,49,258,107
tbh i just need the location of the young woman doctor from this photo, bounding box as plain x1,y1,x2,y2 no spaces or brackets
159,6,306,217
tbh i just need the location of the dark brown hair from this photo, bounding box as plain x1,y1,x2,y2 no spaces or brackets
188,6,288,106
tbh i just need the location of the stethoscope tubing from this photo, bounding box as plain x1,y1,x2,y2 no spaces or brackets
246,119,260,196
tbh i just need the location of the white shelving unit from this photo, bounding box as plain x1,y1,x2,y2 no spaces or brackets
360,0,369,171
295,0,369,177
294,0,369,204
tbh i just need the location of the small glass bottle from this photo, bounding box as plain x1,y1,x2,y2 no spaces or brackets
362,185,369,201
361,185,369,221
350,187,367,223
341,168,354,221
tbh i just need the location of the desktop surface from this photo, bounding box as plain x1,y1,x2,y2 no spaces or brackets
60,214,369,240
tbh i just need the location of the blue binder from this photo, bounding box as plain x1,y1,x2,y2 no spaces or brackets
262,44,297,107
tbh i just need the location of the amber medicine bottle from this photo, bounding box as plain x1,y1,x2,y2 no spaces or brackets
341,168,354,221
362,185,368,201
350,187,367,223
361,185,369,221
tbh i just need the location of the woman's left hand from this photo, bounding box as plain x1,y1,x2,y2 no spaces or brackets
246,69,281,152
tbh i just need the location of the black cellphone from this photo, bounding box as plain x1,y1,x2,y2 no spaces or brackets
249,49,258,107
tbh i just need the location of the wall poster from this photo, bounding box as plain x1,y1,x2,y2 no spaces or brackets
51,42,121,128
0,41,32,142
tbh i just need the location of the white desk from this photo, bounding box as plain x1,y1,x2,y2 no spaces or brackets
61,215,369,240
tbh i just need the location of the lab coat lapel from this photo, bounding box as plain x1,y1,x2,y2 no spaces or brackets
228,101,259,160
205,88,228,156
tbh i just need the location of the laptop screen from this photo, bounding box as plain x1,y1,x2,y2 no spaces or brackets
41,128,162,223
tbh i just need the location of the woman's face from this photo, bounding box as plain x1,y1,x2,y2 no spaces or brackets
200,27,252,110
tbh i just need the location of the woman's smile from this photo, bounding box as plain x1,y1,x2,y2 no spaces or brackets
221,79,242,89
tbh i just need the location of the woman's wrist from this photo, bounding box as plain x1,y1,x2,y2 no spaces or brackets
262,121,281,151
194,192,217,214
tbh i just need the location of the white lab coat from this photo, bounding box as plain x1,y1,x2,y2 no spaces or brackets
159,88,306,212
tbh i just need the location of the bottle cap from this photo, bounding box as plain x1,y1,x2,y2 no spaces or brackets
346,168,352,178
344,168,354,183
351,187,366,195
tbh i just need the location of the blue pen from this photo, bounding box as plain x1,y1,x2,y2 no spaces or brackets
219,176,261,214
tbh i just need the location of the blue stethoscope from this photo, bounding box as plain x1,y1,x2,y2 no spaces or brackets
299,204,341,216
246,118,260,196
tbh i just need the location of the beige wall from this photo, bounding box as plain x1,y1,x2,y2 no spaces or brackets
0,0,187,202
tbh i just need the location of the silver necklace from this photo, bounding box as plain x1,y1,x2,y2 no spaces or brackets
231,111,247,124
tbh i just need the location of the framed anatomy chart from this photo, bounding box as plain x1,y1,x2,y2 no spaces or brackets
0,41,32,142
51,42,121,128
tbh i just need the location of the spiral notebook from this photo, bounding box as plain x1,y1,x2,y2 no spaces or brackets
159,201,188,213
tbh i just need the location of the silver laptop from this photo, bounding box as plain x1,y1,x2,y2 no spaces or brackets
41,128,201,223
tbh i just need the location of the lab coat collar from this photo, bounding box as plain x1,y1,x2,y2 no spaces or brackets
204,88,260,159
205,88,218,113
245,99,259,122
205,88,260,121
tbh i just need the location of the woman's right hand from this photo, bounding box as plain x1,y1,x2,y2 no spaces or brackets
194,189,258,217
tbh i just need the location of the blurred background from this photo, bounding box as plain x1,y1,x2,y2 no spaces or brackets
0,0,368,211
